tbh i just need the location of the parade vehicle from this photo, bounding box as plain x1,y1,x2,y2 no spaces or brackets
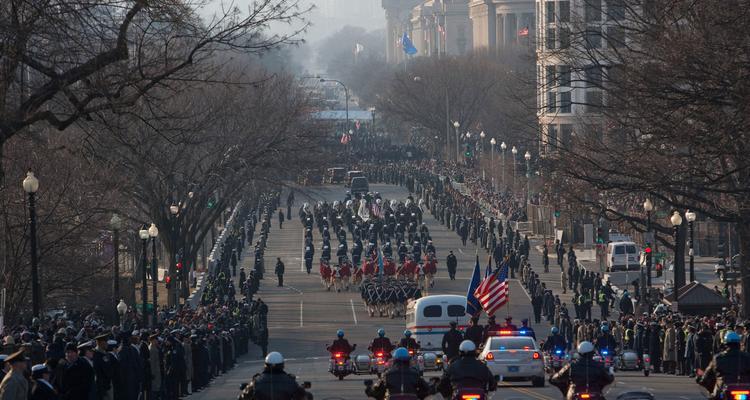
350,176,370,196
606,241,639,271
617,349,650,376
593,349,618,371
478,331,546,387
545,347,569,373
346,170,365,186
405,295,468,372
327,167,346,184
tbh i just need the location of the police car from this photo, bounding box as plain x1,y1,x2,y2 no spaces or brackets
478,330,546,387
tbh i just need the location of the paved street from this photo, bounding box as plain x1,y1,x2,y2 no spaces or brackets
191,183,706,400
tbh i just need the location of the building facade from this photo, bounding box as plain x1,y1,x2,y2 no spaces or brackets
383,0,472,62
536,0,627,154
469,0,535,56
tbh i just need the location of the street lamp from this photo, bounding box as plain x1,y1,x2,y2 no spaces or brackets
685,209,696,282
501,142,507,188
170,204,180,305
110,214,123,316
453,121,460,162
511,146,518,188
148,223,158,326
138,226,150,328
670,211,684,291
320,78,349,134
479,131,486,180
490,138,496,190
524,151,532,206
643,198,653,286
22,170,41,318
116,299,127,322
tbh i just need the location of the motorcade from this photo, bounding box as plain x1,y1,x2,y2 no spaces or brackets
478,332,545,387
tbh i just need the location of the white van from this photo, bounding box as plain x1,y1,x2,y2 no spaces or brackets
606,241,639,271
405,295,470,351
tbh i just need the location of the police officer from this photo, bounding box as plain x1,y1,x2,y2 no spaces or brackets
398,331,419,352
698,331,750,399
441,321,464,362
550,341,614,400
543,327,567,354
464,318,484,348
365,348,430,400
446,251,457,280
369,329,394,357
238,352,311,400
329,330,355,358
437,341,497,398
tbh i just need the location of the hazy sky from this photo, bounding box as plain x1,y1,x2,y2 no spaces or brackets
200,0,386,44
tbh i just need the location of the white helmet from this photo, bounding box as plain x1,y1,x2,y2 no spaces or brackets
265,351,284,366
459,340,476,353
577,341,595,355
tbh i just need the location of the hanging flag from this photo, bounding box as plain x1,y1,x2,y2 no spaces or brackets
340,133,350,145
401,32,418,55
355,43,365,54
518,26,529,37
474,260,509,316
466,256,483,317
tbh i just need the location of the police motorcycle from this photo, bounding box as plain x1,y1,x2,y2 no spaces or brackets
542,327,570,373
327,331,357,380
550,341,615,400
238,352,313,400
353,329,396,377
696,331,750,400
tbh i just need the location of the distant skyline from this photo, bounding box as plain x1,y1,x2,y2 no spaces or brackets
199,0,386,44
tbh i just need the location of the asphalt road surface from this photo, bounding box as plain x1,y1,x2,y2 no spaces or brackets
190,183,707,400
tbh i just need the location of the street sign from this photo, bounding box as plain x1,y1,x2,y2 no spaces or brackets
135,303,154,312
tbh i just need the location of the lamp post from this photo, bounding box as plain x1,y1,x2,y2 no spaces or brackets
480,131,486,179
320,78,349,134
465,132,471,166
490,138,496,190
501,142,507,188
670,211,684,291
643,198,653,286
169,204,179,306
22,171,41,318
110,214,123,315
686,209,696,282
524,151,532,205
148,223,159,326
453,121,460,162
511,146,518,188
138,226,150,328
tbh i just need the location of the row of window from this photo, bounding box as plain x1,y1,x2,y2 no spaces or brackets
545,25,625,50
545,90,603,114
544,65,603,88
545,0,626,24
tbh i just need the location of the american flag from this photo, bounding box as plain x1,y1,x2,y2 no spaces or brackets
340,133,350,145
474,261,509,316
518,26,529,37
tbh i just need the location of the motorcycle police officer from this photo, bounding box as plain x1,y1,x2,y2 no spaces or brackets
550,341,614,400
238,352,312,400
365,348,430,400
698,331,750,399
369,329,394,356
437,340,497,398
399,330,420,352
543,327,568,354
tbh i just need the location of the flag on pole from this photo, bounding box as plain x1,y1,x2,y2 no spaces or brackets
340,132,351,144
466,256,483,317
474,260,510,316
378,248,384,277
401,32,418,55
518,26,529,37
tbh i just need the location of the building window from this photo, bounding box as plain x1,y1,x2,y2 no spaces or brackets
586,0,602,22
561,124,573,148
546,28,556,49
586,90,603,113
547,91,557,112
546,65,556,88
546,1,556,24
607,26,625,48
547,124,558,148
558,65,571,87
559,1,571,22
560,91,572,113
608,0,626,21
559,27,571,49
585,65,603,88
585,26,602,49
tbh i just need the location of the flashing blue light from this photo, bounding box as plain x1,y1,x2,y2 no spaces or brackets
737,395,747,400
601,350,609,355
499,346,506,350
555,350,563,355
519,330,527,335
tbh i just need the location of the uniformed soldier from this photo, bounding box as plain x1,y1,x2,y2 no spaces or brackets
94,334,116,400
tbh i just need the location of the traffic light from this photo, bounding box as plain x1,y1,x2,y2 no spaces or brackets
464,144,472,158
165,275,172,289
645,244,653,267
554,210,561,218
596,227,604,244
176,262,183,281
